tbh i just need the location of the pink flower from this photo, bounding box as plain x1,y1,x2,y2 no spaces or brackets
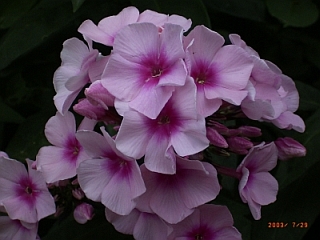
0,157,55,223
105,208,172,240
115,78,209,174
101,22,187,119
275,137,306,160
76,128,146,215
184,26,253,117
53,37,98,114
168,204,241,240
230,34,305,132
36,111,90,183
0,217,38,240
137,156,220,224
73,203,94,224
78,6,191,47
236,142,278,220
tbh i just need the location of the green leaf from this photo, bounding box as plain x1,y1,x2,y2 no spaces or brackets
266,0,319,27
0,0,38,29
295,81,320,111
71,0,86,12
43,210,134,240
203,0,266,22
130,0,211,28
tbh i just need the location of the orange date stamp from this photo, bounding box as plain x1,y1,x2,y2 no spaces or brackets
268,222,308,228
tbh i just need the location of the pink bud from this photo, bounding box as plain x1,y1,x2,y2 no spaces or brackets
274,137,306,160
227,136,253,155
73,203,94,224
206,127,228,148
73,98,106,121
238,126,262,137
85,80,115,109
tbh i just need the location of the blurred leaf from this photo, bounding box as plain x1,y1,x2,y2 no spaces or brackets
5,112,50,161
203,0,266,22
0,0,38,29
71,0,86,12
295,81,320,111
0,97,25,123
130,0,211,28
43,210,134,240
266,0,319,27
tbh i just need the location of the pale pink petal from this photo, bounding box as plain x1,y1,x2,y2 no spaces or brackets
184,25,224,64
115,111,151,159
78,20,113,46
59,38,90,67
53,87,80,115
158,59,186,87
159,23,185,65
105,208,139,235
44,111,76,147
134,212,172,240
101,54,145,101
138,10,167,26
36,146,78,183
144,133,175,174
171,118,209,156
112,22,159,63
77,158,112,202
3,197,37,223
214,227,242,240
247,197,261,220
0,217,38,240
205,86,248,105
129,83,174,119
76,130,113,158
196,88,222,117
272,111,305,133
246,172,278,205
167,15,192,31
0,157,27,184
213,45,253,89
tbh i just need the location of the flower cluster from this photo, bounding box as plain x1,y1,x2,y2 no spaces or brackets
0,6,307,240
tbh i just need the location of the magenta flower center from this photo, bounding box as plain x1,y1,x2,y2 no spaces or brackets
151,66,163,78
16,176,39,207
64,136,83,163
187,225,214,240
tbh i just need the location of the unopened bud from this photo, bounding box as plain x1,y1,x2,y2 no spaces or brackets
274,137,306,160
73,203,94,224
227,136,253,155
238,126,261,137
206,127,228,148
85,80,115,109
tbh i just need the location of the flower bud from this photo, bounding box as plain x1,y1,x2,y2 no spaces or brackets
206,127,228,148
238,126,262,137
85,80,115,109
73,203,94,224
274,137,306,160
227,136,253,155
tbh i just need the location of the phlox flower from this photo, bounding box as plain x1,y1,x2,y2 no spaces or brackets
105,208,172,240
230,34,305,132
115,78,209,174
101,22,187,119
236,142,279,220
53,37,98,114
76,128,146,215
136,156,220,224
0,217,38,240
168,204,241,240
0,157,55,223
78,6,191,47
36,111,91,183
184,25,253,117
